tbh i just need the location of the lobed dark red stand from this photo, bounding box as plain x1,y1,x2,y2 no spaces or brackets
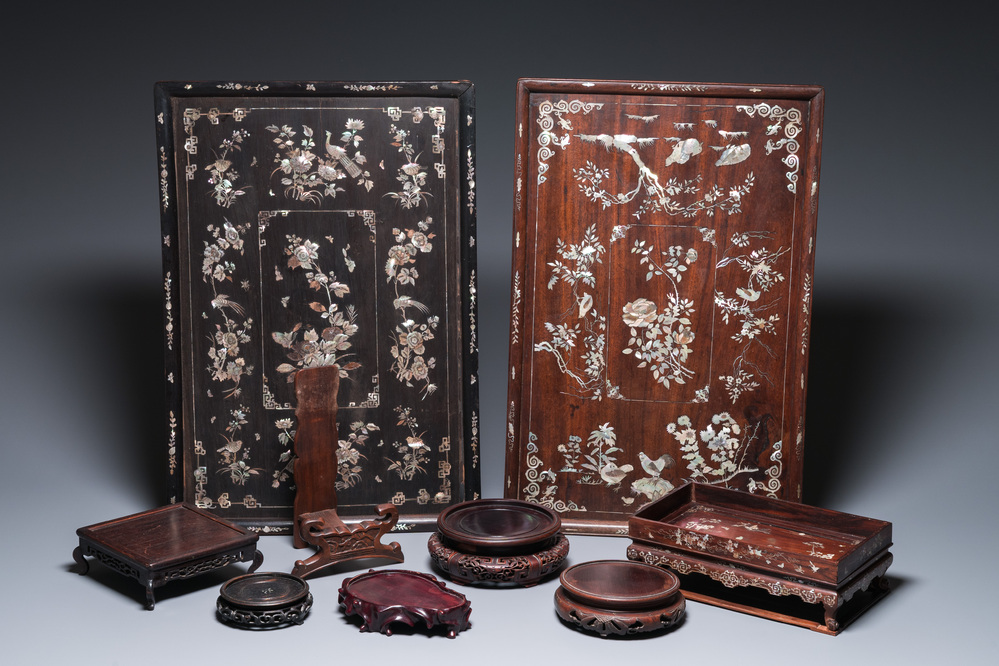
339,569,472,638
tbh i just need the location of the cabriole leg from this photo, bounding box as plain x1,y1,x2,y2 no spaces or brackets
72,546,89,575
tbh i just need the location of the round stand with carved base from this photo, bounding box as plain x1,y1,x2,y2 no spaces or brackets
217,572,312,628
554,560,685,637
428,531,570,586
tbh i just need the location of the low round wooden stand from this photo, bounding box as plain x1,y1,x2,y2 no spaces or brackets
554,560,685,637
428,531,569,585
217,572,312,628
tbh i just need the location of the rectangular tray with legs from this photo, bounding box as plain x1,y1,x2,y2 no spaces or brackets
627,482,892,634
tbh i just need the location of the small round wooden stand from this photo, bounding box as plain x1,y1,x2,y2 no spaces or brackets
217,572,312,628
554,560,685,637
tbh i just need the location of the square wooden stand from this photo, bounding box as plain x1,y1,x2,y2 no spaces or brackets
73,503,263,609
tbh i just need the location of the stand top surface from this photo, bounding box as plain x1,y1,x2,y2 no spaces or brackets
77,503,257,569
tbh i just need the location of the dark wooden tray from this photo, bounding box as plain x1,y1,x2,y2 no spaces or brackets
155,81,479,533
504,79,824,533
627,482,892,634
436,498,561,555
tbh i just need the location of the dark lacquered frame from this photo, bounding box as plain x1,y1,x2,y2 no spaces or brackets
155,81,479,533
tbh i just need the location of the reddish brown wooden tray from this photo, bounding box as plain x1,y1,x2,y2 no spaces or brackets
504,79,824,534
436,498,561,555
338,569,471,638
555,560,685,637
627,482,892,634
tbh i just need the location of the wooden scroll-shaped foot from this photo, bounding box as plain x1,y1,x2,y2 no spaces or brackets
291,503,405,579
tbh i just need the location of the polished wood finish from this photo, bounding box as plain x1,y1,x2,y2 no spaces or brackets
289,365,404,573
436,498,561,555
627,482,892,634
505,79,824,533
560,559,680,610
339,569,471,638
554,560,685,637
73,503,262,609
156,80,480,534
428,531,568,586
291,504,404,579
217,572,312,627
292,366,340,548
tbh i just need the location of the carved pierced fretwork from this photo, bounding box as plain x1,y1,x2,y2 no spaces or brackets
627,543,893,635
291,504,404,579
217,596,313,627
163,553,245,581
428,532,568,586
82,546,140,580
554,587,685,637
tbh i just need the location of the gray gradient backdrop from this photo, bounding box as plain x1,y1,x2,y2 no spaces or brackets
2,2,995,662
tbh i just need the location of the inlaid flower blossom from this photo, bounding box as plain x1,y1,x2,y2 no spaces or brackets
410,356,429,381
267,121,372,203
205,129,250,208
386,124,432,208
622,298,658,327
274,235,361,383
204,244,224,264
289,241,320,269
406,331,425,351
386,407,431,481
620,241,699,389
410,232,432,252
675,326,695,345
317,163,339,181
387,218,439,398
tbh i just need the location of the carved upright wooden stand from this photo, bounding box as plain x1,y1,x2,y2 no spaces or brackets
290,366,404,576
292,366,341,549
292,504,404,579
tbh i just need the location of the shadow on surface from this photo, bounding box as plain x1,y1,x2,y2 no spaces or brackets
291,557,408,581
678,567,899,634
66,558,248,610
802,290,922,507
58,274,167,505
